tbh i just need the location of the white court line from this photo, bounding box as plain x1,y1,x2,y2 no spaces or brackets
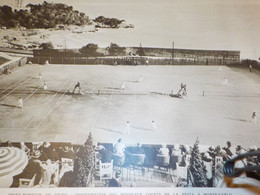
35,80,75,129
0,74,30,95
103,80,116,128
25,81,70,128
0,77,31,101
90,84,110,132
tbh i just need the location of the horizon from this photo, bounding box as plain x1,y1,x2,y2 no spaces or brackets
1,0,260,60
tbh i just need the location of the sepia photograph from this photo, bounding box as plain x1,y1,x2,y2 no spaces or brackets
0,0,259,193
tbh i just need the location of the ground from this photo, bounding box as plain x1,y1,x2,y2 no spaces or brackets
0,64,259,148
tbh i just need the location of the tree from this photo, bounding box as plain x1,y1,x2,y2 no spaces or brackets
107,43,125,56
79,43,99,57
73,133,95,187
188,138,207,187
40,42,54,49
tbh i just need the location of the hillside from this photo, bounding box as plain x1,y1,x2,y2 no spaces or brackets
0,1,133,29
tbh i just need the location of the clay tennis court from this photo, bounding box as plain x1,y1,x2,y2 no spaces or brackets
0,64,259,147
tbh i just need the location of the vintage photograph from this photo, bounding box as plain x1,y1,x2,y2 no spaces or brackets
0,0,259,192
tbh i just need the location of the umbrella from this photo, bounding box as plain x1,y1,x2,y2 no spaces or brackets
0,147,28,187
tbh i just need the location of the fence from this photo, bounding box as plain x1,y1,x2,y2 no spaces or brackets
28,56,238,66
0,57,28,76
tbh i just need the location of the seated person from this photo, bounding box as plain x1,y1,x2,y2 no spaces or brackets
158,143,169,156
113,138,126,157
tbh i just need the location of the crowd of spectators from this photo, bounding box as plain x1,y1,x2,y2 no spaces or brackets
0,139,259,187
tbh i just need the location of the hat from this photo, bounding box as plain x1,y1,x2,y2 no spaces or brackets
209,146,215,151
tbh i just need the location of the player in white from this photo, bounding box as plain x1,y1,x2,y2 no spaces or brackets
121,82,125,90
252,111,257,124
18,97,23,108
39,73,42,80
223,77,228,85
218,66,222,71
72,82,84,94
152,120,157,130
43,81,48,90
123,121,131,135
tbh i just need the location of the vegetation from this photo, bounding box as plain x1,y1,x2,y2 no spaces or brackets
0,1,91,29
39,42,54,50
107,43,125,56
188,138,207,187
79,43,101,57
93,16,125,28
73,133,95,187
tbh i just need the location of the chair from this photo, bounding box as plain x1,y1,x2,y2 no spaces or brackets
176,163,187,180
99,160,114,181
215,156,223,166
19,174,36,188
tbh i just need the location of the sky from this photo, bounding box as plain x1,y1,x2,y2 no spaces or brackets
1,0,260,59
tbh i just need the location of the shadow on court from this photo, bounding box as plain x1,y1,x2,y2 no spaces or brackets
224,117,251,123
0,103,18,108
132,126,154,131
100,127,123,134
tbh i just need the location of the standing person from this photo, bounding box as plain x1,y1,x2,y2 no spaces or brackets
123,121,131,135
222,141,235,159
151,120,157,130
180,83,184,90
121,82,125,90
18,97,23,108
72,82,81,94
39,73,42,80
252,111,257,124
223,77,228,85
249,64,252,72
43,81,48,90
182,84,187,96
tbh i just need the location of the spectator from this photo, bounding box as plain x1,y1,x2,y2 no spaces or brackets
158,143,169,156
113,138,126,157
222,141,235,159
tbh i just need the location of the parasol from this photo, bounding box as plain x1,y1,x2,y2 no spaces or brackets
0,147,28,187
